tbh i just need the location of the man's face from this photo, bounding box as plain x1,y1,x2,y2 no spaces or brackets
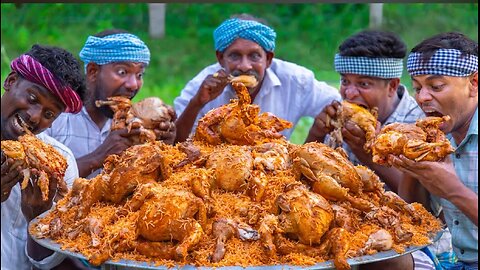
217,38,273,95
1,73,65,140
89,62,145,118
339,73,395,122
412,73,478,133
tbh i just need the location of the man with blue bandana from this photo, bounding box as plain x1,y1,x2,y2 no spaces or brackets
390,32,478,270
306,30,425,193
306,30,456,270
174,14,340,142
46,29,176,180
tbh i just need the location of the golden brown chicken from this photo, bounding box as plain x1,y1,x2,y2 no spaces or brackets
195,77,292,145
128,183,207,260
259,184,334,256
205,145,253,192
327,101,378,150
372,116,454,164
68,142,165,218
1,133,68,201
96,96,173,144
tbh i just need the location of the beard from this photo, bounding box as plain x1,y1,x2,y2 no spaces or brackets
93,80,115,119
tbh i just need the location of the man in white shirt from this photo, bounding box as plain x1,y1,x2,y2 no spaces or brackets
45,29,176,179
1,45,85,269
174,14,340,142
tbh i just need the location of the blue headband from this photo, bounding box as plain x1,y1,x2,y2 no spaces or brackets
213,18,276,52
407,49,478,77
334,54,404,79
79,33,151,70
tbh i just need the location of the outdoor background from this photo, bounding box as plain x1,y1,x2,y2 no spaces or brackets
1,3,478,144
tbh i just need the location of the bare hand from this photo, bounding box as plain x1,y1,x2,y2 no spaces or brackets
94,128,140,161
307,100,341,142
389,155,463,199
1,150,23,202
194,69,229,106
153,105,177,145
20,168,57,222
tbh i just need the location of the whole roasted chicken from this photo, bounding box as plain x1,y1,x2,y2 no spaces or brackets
372,116,455,164
96,96,174,144
68,142,165,218
1,133,68,201
195,75,292,145
327,101,378,150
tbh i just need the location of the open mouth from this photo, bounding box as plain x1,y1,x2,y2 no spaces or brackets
422,107,444,118
13,114,33,134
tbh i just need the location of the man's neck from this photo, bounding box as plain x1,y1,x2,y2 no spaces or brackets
85,102,109,130
451,107,476,145
379,94,400,124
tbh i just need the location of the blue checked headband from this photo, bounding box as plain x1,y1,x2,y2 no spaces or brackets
334,54,404,79
407,49,478,77
79,33,151,71
213,18,276,52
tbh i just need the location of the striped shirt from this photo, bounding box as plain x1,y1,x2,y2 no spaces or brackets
1,133,79,270
45,106,112,178
434,107,478,263
174,59,341,139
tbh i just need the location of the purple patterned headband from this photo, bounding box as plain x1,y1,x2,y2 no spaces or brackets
10,54,82,113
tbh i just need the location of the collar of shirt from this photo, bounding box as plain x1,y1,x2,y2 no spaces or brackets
448,106,478,149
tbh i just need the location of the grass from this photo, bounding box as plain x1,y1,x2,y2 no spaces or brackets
1,3,477,144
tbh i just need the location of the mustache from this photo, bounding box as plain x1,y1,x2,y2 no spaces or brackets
231,70,259,79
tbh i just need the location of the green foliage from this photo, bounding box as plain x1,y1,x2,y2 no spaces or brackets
1,3,477,144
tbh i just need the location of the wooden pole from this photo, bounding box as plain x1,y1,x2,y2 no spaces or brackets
369,3,384,29
148,3,166,39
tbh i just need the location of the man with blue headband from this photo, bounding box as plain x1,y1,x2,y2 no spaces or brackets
389,32,478,270
306,30,455,270
46,29,176,180
306,30,424,193
174,14,340,142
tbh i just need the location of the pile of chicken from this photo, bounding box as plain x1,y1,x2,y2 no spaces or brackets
96,96,174,144
1,133,68,201
30,78,442,270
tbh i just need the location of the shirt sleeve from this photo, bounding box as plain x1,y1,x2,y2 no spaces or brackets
298,70,340,118
174,63,220,117
25,244,66,270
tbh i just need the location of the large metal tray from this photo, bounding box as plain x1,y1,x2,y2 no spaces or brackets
30,213,444,270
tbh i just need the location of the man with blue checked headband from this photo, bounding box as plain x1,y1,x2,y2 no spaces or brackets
306,30,425,194
389,32,478,270
174,14,340,143
46,29,177,180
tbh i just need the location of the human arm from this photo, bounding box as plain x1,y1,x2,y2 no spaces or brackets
153,105,177,145
1,150,23,202
175,69,229,143
391,155,478,226
305,100,342,143
340,120,402,193
75,128,140,178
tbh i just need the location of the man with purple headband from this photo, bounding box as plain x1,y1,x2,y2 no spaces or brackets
389,32,478,270
174,14,340,142
46,29,176,179
1,45,85,269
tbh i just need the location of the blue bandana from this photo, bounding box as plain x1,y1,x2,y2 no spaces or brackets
213,18,276,52
79,33,151,70
334,54,404,79
407,49,478,77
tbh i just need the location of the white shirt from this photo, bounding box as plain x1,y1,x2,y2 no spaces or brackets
174,58,341,139
45,107,112,178
1,133,79,270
